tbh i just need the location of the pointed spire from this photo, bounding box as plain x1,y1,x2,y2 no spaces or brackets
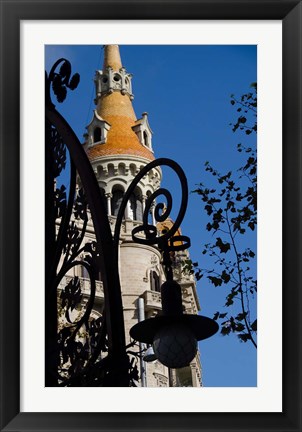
86,45,154,162
103,45,122,71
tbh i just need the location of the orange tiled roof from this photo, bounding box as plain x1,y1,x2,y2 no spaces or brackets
98,92,136,120
87,114,155,161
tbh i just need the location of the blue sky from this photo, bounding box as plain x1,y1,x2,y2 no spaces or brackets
45,44,257,387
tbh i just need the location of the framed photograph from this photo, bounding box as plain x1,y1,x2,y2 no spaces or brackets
1,1,301,431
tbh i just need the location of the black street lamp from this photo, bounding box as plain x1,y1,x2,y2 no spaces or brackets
45,59,218,387
131,281,218,369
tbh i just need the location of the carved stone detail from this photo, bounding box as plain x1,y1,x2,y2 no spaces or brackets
153,372,168,387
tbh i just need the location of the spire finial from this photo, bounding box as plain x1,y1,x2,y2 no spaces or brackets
103,45,122,71
94,45,134,104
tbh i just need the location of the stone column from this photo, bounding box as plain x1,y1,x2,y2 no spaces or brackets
151,204,156,226
142,195,147,212
105,192,112,215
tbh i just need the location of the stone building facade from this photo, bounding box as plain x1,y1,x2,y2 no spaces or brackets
60,45,202,387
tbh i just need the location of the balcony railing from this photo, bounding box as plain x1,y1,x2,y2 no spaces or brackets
142,289,162,311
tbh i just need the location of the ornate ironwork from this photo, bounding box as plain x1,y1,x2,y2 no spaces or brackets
45,59,131,387
45,58,215,387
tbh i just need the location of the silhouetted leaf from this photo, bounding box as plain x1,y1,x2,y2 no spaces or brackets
238,116,247,124
238,333,251,343
251,319,257,331
221,270,231,283
236,312,248,321
208,276,222,287
235,323,245,332
216,237,231,253
69,73,80,90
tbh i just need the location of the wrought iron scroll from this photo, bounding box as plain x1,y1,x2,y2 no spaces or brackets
45,59,130,387
113,159,191,281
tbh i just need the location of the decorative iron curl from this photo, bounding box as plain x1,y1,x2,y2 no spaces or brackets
56,260,96,328
113,158,189,257
144,188,173,225
45,58,80,107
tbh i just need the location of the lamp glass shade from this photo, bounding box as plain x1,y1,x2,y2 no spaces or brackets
143,346,157,363
152,322,197,369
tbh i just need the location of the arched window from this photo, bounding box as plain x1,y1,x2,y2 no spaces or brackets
113,74,121,82
94,127,102,143
81,265,89,280
150,271,160,292
136,198,143,221
129,192,143,221
143,130,149,147
111,189,124,216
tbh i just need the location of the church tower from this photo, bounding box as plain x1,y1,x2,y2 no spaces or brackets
82,45,202,387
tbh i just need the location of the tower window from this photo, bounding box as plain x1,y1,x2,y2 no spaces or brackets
136,199,143,222
94,127,102,143
143,131,149,147
111,189,124,216
81,265,89,280
150,271,160,292
129,193,143,221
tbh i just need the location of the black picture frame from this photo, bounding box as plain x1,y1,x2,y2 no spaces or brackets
0,1,301,431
